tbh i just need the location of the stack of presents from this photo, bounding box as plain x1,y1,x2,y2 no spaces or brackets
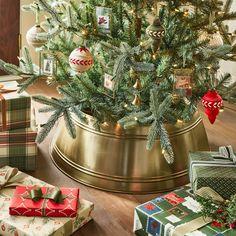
0,81,94,235
134,146,236,236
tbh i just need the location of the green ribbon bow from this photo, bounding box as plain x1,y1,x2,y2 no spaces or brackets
24,186,67,204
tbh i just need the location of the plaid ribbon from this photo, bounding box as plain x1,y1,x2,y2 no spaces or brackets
0,127,37,144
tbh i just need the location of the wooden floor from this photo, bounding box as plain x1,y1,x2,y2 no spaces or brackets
24,79,236,236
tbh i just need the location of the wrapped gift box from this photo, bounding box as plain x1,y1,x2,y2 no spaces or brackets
0,81,31,131
133,186,236,236
0,166,94,236
0,142,37,171
10,186,79,217
189,151,236,199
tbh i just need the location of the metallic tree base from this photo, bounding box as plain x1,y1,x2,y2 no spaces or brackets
49,113,209,194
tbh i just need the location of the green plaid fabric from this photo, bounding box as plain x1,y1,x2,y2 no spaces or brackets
189,152,236,199
134,187,236,236
0,126,37,144
0,142,37,171
0,81,31,131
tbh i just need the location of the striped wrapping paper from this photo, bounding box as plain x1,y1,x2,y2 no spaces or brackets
0,142,37,171
0,81,31,131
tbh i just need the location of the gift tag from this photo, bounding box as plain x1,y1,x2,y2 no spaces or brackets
182,196,202,213
173,68,193,97
96,6,112,33
104,73,114,90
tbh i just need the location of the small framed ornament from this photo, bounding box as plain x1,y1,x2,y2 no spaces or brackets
41,53,57,76
104,73,114,91
173,68,193,97
96,6,112,34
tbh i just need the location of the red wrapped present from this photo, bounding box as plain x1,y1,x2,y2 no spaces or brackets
9,186,79,217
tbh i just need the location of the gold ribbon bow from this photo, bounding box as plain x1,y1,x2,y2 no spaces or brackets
195,187,225,203
0,166,27,190
0,84,17,131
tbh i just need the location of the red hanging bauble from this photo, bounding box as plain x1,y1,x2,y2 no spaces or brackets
202,90,223,124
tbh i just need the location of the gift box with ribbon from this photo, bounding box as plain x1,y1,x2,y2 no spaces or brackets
0,166,94,236
189,145,236,199
0,81,31,132
9,186,79,217
133,186,236,236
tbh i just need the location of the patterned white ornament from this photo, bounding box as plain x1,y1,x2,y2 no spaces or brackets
26,25,47,48
199,31,224,47
69,47,94,73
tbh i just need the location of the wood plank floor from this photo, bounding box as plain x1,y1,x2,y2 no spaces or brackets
25,79,236,236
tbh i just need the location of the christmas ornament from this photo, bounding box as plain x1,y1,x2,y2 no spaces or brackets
173,68,193,97
199,31,224,47
96,6,112,34
69,47,94,73
146,18,165,53
104,73,114,90
132,94,141,106
180,4,195,16
43,57,55,76
133,79,142,90
26,25,47,48
202,90,223,124
172,94,181,104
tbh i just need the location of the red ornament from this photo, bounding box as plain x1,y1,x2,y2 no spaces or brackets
202,90,223,124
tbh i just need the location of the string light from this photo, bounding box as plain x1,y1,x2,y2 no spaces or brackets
152,54,157,60
102,122,109,127
81,29,88,35
124,103,128,108
134,117,138,121
162,149,165,154
219,106,224,112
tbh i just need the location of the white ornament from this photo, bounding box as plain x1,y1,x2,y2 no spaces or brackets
69,48,94,73
26,25,47,48
199,31,224,47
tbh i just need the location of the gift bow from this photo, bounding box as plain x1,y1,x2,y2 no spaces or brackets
195,187,225,203
0,166,27,189
24,186,66,204
0,84,17,131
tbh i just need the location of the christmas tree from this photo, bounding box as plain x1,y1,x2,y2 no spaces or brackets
1,0,236,163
